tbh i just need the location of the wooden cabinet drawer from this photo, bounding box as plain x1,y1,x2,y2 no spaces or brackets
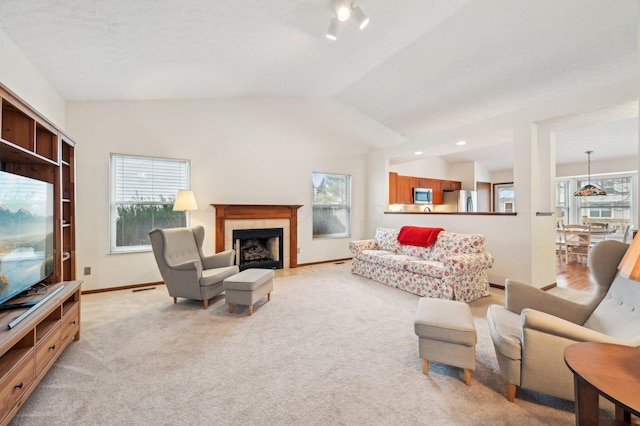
0,350,35,422
61,305,80,344
35,326,61,378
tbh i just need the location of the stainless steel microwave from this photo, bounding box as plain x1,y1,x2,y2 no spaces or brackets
413,187,433,204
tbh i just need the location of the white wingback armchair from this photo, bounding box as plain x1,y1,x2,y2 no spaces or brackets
487,239,640,403
149,226,239,309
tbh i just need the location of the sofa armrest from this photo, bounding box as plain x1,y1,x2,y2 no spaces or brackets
505,280,594,324
444,252,494,275
522,308,639,346
201,250,235,270
348,239,378,255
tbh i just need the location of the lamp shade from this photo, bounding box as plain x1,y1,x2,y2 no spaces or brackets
574,150,606,196
619,234,640,281
173,190,198,211
574,184,607,196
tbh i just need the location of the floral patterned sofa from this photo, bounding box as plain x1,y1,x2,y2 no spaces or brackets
349,227,494,302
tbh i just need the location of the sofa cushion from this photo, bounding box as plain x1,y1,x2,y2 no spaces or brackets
429,231,485,262
358,249,397,263
401,244,434,260
375,228,402,254
377,254,417,269
405,260,443,278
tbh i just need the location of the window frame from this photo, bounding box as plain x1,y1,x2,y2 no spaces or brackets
312,172,352,239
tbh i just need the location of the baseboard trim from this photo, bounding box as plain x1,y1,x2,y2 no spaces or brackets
297,258,352,267
80,261,509,294
81,281,165,295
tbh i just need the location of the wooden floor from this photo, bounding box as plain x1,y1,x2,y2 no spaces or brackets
556,258,593,291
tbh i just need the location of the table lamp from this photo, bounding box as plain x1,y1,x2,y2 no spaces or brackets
618,233,640,281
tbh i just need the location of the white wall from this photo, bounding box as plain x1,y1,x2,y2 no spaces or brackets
66,98,400,291
0,29,66,127
389,157,449,178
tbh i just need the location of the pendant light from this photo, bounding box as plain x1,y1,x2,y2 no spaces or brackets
574,151,607,196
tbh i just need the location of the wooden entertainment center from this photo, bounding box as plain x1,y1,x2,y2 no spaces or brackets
0,83,81,425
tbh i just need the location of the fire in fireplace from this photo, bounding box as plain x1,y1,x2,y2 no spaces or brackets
232,228,283,271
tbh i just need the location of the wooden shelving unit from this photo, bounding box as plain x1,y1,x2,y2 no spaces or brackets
0,83,81,425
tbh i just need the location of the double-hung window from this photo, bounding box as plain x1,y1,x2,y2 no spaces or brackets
110,154,190,252
312,172,351,238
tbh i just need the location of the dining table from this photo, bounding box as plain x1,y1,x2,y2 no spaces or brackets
559,226,617,264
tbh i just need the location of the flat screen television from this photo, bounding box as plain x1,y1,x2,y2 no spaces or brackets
0,170,54,306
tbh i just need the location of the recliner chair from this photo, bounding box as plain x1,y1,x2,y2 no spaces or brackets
149,226,239,308
487,239,640,402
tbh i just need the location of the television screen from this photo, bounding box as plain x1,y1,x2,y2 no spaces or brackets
0,171,54,305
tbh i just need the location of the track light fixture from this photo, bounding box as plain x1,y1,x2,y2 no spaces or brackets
325,0,369,40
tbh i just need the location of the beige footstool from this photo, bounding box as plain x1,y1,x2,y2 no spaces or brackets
223,268,274,315
414,297,477,386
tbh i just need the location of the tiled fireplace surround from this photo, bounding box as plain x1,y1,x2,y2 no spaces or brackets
211,204,303,268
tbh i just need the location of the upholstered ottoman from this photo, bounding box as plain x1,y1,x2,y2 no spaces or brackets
223,268,274,315
414,297,477,386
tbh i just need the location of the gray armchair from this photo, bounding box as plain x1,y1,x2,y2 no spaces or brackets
149,226,239,308
487,240,640,403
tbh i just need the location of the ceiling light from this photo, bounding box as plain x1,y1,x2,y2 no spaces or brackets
574,151,607,196
326,1,369,40
351,6,369,29
456,141,467,146
414,151,423,155
332,0,351,21
326,18,338,40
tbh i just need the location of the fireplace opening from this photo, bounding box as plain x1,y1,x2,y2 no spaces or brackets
232,228,283,271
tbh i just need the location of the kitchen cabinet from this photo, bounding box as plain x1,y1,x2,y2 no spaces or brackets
397,175,413,204
389,172,398,204
412,177,432,188
441,180,462,191
388,172,461,205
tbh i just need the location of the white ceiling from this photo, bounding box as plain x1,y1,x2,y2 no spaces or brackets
0,0,637,171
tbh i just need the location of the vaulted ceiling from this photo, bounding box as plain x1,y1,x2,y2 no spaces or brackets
0,0,637,171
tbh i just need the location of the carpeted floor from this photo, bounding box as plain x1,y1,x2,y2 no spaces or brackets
12,262,579,425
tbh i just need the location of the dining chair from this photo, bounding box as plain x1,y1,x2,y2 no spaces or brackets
562,224,591,263
622,224,635,244
555,227,571,263
587,222,609,244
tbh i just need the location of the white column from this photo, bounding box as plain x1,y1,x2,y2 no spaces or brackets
513,122,557,288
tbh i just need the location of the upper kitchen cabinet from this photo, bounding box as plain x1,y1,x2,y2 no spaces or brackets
389,172,413,204
441,180,462,191
397,175,413,204
412,177,432,188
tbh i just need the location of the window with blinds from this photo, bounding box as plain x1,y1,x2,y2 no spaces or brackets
110,154,191,252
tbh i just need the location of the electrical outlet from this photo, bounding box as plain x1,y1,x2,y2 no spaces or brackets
297,247,300,253
84,267,91,275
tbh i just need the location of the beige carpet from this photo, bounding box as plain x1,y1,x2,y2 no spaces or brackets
12,262,578,425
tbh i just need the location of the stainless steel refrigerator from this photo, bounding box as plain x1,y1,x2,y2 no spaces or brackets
441,190,477,212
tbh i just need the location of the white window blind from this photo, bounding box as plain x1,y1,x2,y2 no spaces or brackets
112,155,189,204
110,154,190,252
